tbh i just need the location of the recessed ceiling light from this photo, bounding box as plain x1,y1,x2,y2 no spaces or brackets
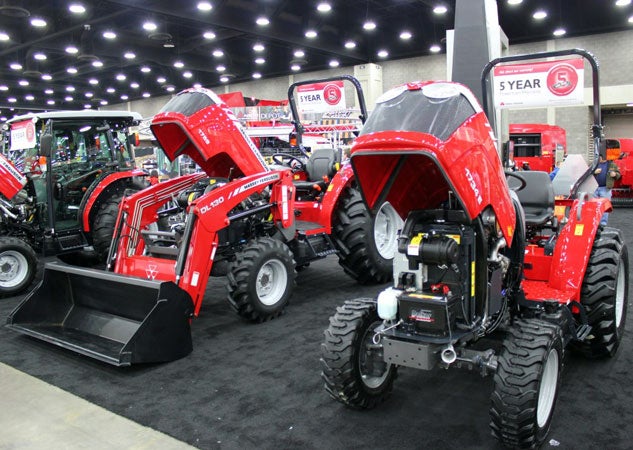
124,51,136,59
377,49,389,58
507,0,523,4
203,31,216,40
212,49,224,57
44,89,53,94
100,100,108,105
130,82,140,88
41,74,52,81
47,99,55,105
193,83,202,89
116,73,126,81
629,15,633,23
305,29,317,38
255,57,265,65
9,62,22,70
103,31,116,39
69,4,86,14
33,52,46,60
344,40,356,49
30,18,47,27
430,44,441,53
363,21,376,31
197,1,212,11
166,85,176,92
0,85,8,91
92,60,103,67
183,71,192,78
616,0,631,6
142,92,151,98
294,50,305,58
317,2,332,12
252,72,262,79
67,67,78,74
329,60,339,67
65,96,74,102
106,87,115,93
253,43,265,52
216,65,226,72
533,10,547,19
400,31,412,40
433,5,448,14
141,66,151,73
157,77,166,83
85,92,93,97
256,17,270,26
220,76,229,83
66,86,75,92
121,94,129,100
553,28,566,36
89,78,99,85
173,61,184,68
0,32,9,41
143,21,157,31
25,95,34,101
65,45,79,54
84,104,92,109
291,64,301,71
7,97,16,103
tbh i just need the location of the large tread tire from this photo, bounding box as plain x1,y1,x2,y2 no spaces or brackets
91,194,123,261
333,187,400,285
490,318,564,449
321,298,397,409
226,237,296,322
0,237,38,298
570,226,628,358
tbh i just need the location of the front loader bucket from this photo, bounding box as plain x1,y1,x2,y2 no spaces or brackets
6,262,194,366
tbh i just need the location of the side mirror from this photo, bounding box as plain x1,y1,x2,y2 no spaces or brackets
39,133,53,157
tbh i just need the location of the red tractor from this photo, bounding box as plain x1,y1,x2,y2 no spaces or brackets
7,76,402,366
320,49,628,449
608,137,633,206
0,111,147,297
508,123,567,172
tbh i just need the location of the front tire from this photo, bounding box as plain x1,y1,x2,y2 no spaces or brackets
490,318,564,449
0,237,38,298
226,237,296,322
571,226,628,357
321,299,397,409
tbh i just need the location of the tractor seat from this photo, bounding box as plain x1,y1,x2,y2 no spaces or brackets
293,148,338,191
513,171,555,227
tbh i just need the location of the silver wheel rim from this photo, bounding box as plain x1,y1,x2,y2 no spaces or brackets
615,262,625,328
256,259,288,306
0,250,29,288
359,321,391,389
373,202,402,260
537,348,559,428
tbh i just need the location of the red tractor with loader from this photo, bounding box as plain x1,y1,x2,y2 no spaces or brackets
320,49,628,449
0,111,147,298
6,76,402,366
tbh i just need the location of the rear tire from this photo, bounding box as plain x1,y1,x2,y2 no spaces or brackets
321,299,397,409
571,226,628,357
490,318,564,449
92,195,122,261
0,237,38,298
226,237,296,322
333,187,402,284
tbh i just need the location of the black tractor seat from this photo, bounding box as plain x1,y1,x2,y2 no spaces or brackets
293,147,339,192
512,170,555,228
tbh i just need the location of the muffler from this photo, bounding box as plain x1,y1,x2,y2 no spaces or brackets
6,261,194,366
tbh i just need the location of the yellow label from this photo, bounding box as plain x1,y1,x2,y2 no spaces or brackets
507,225,513,237
327,184,334,191
293,174,300,180
446,234,461,244
574,224,584,236
409,293,436,299
407,234,423,256
471,261,475,297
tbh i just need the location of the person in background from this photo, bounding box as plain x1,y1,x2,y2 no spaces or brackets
549,160,562,181
593,154,621,225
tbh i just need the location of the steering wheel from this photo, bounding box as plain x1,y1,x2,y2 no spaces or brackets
506,171,527,192
271,153,306,172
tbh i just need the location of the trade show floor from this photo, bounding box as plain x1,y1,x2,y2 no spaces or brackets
1,210,632,450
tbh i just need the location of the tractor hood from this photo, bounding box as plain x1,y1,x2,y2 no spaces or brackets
150,88,269,178
351,81,516,244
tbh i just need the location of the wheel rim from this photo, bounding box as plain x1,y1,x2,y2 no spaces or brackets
373,202,402,260
537,348,559,428
358,320,391,389
256,259,288,306
615,261,626,328
0,250,29,288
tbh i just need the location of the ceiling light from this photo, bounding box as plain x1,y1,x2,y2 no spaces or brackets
305,29,317,38
69,4,86,14
197,1,212,11
344,40,356,49
616,0,631,6
30,18,47,27
255,57,265,65
121,94,129,100
317,2,332,12
84,104,91,109
183,71,192,78
173,61,184,68
291,64,301,71
157,77,166,83
141,66,151,73
203,31,216,40
553,28,566,36
363,21,376,31
44,89,53,94
433,5,448,14
329,60,339,67
93,61,104,68
252,72,262,79
430,44,441,53
89,78,99,85
193,83,202,89
253,43,265,52
130,82,140,88
100,100,108,106
400,31,412,40
163,39,175,48
124,51,136,59
10,62,22,70
66,45,79,54
142,92,151,98
25,95,34,101
377,49,389,58
220,76,229,83
7,98,17,103
507,0,523,4
116,73,126,81
106,87,115,93
212,49,224,57
216,65,226,72
0,32,9,41
85,92,93,97
47,99,55,105
67,67,78,74
294,50,305,58
533,10,547,19
103,31,116,39
166,86,176,92
256,17,270,26
33,52,46,60
0,85,8,91
41,74,52,81
66,86,75,92
143,21,157,31
629,15,633,23
65,96,74,102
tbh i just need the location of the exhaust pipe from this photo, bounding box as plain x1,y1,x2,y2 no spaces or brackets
441,344,457,364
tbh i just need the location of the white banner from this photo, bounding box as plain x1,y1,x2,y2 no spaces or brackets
296,81,346,113
493,58,584,109
10,120,37,150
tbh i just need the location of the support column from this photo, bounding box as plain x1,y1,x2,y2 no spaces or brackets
354,63,383,111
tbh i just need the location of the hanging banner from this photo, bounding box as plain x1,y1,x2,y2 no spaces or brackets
493,58,585,109
10,120,37,150
296,81,346,113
